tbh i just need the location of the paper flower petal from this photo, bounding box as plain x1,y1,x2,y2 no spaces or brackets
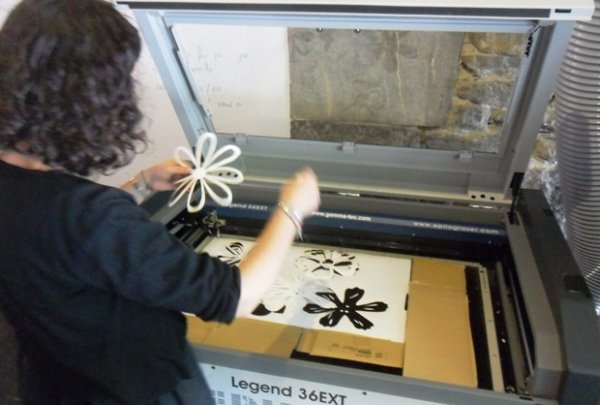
195,132,217,166
295,249,359,280
203,178,232,207
168,175,195,207
205,144,241,169
186,179,205,213
168,132,244,213
206,168,244,184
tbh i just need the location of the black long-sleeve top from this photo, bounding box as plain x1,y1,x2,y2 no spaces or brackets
0,160,241,403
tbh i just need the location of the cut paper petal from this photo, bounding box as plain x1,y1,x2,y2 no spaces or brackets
295,249,359,280
252,303,285,317
169,132,244,213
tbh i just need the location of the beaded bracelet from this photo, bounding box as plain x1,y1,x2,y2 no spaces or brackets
277,201,303,241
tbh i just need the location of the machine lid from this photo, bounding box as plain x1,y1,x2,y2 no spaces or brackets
120,0,592,21
122,0,594,204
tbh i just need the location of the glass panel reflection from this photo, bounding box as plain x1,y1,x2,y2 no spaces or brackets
174,24,526,153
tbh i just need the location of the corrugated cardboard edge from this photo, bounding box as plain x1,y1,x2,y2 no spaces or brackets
186,316,303,358
187,314,405,368
297,329,404,368
403,258,478,387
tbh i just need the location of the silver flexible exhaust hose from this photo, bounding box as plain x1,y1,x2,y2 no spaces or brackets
555,1,600,314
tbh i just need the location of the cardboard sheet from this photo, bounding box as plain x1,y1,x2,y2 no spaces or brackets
187,316,302,358
403,259,477,387
410,258,467,291
297,330,404,368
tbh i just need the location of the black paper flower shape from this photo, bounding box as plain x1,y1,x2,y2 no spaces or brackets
303,287,388,330
216,241,245,265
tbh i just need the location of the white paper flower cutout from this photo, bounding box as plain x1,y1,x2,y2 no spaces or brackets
295,249,359,280
261,274,327,314
168,132,244,213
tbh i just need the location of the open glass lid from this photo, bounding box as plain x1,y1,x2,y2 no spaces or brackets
121,0,592,204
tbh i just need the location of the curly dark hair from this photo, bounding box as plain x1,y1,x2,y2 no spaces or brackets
0,0,147,176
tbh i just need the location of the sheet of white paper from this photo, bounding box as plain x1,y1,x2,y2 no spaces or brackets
200,236,412,343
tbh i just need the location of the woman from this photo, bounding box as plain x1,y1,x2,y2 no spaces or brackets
0,0,320,403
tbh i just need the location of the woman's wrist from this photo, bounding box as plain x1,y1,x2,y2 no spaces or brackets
128,170,153,200
277,201,303,241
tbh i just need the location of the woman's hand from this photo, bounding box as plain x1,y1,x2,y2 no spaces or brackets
122,160,190,203
278,167,320,220
142,160,191,192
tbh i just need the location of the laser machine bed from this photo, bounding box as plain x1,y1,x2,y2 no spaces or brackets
117,1,600,404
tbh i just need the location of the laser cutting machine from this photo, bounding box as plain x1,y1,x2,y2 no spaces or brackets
117,1,600,403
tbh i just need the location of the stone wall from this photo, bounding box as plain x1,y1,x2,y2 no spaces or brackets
289,29,526,153
524,99,564,230
288,28,562,226
435,32,524,153
461,34,564,228
289,28,464,146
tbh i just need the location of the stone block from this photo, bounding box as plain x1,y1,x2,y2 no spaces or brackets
467,33,526,56
456,80,514,108
289,29,464,127
462,54,520,77
290,120,424,147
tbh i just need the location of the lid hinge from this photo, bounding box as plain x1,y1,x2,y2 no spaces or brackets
508,172,525,224
458,149,473,163
234,133,249,145
341,142,356,153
